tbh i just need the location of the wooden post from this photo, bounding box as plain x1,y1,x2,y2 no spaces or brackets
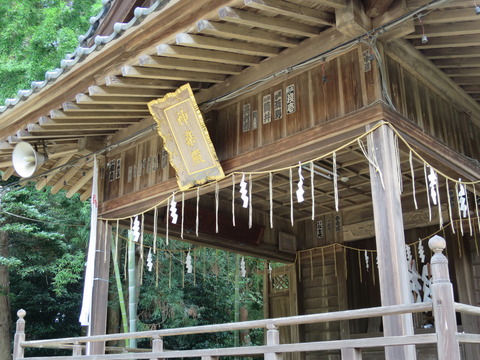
88,220,112,355
341,348,362,360
13,309,26,360
265,324,282,360
429,235,461,360
367,125,416,360
150,336,163,360
72,342,82,356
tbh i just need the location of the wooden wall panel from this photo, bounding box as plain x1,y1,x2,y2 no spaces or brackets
386,54,480,160
339,50,363,115
104,136,166,201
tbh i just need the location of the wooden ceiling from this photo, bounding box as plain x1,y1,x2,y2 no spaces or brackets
0,0,477,201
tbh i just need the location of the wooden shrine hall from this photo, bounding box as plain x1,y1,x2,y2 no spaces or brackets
3,0,480,359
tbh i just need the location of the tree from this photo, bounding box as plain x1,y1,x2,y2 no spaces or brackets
0,180,91,357
0,0,103,103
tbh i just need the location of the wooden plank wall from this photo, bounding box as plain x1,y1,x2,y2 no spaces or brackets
211,46,376,162
385,54,480,160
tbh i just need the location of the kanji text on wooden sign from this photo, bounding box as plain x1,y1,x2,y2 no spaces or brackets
148,84,225,190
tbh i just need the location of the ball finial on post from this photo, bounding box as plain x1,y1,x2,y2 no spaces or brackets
428,235,446,254
17,309,26,319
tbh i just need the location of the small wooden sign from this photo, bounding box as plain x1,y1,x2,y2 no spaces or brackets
148,84,225,190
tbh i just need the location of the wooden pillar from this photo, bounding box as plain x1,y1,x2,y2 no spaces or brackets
367,125,416,359
12,309,26,360
88,220,112,355
429,235,461,360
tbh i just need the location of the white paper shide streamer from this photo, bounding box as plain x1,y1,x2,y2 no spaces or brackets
427,166,438,206
458,179,468,218
79,156,99,327
147,249,153,272
240,173,249,208
296,162,305,203
170,194,178,224
418,240,425,263
132,216,141,242
186,251,193,274
240,256,246,278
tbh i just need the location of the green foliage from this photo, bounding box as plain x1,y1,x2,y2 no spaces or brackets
124,239,266,351
0,178,91,355
0,0,103,103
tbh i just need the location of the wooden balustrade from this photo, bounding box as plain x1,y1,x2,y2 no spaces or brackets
12,236,477,360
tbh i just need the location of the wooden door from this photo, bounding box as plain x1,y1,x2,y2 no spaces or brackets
265,264,300,360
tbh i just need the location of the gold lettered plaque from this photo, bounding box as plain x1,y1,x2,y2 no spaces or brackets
148,84,225,190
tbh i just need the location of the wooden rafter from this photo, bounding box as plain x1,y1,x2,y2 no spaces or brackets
243,0,335,26
175,33,281,57
138,55,245,75
218,7,320,37
156,44,263,65
196,20,299,48
121,65,226,83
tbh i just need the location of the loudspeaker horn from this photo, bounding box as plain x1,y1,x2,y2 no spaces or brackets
12,142,48,178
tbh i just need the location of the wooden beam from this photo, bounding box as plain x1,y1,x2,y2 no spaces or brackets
386,39,480,125
421,8,480,24
364,0,394,18
76,93,154,105
1,167,15,180
51,158,89,194
35,154,74,190
442,67,480,77
175,33,280,57
335,0,371,38
372,0,414,40
80,186,92,202
105,76,208,90
218,7,319,37
88,85,169,98
433,57,480,68
243,0,335,26
423,47,480,59
197,20,299,48
410,34,480,49
49,111,144,122
121,65,226,83
138,54,244,75
461,85,480,93
24,124,120,136
62,102,150,112
308,0,346,9
450,76,480,85
156,44,263,66
66,168,94,198
405,21,480,39
195,27,348,105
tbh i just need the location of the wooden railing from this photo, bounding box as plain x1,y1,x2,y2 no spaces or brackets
12,236,480,360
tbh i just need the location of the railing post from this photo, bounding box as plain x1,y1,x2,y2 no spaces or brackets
150,336,163,360
72,342,82,356
429,235,461,360
265,324,282,360
341,348,362,359
13,309,26,360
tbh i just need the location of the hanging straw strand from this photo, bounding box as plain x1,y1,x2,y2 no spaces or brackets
409,150,418,210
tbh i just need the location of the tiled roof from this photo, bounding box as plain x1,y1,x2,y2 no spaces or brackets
0,0,167,113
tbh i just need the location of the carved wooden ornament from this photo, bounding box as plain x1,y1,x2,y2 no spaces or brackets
148,84,225,190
